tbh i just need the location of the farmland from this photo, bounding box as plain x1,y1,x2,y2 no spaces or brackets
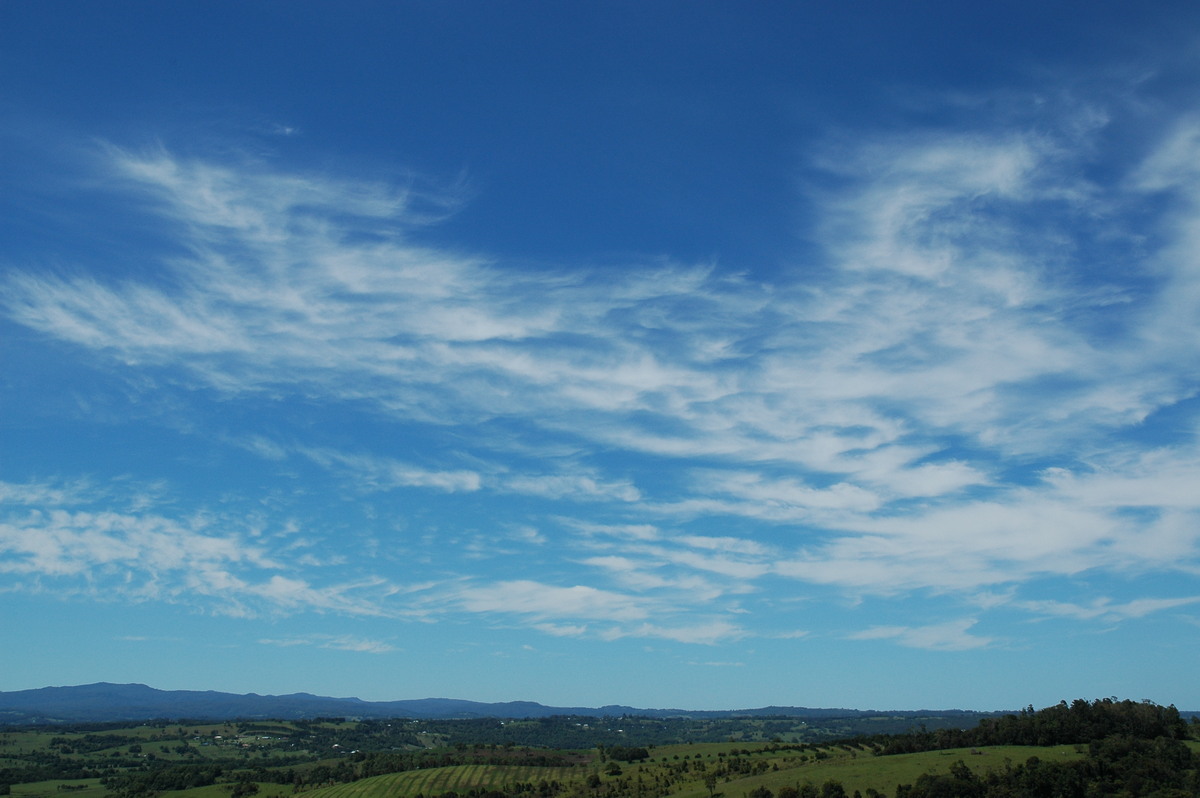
290,743,1089,798
1,700,1196,798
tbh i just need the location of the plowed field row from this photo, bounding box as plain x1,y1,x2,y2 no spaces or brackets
308,766,582,798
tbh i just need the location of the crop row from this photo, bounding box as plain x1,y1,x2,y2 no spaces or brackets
309,765,582,798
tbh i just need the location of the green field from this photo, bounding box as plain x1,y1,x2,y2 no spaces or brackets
700,745,1082,797
10,780,108,798
283,743,1085,798
0,701,1193,798
0,737,1183,798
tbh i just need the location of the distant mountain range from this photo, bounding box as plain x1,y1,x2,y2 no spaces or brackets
0,682,993,724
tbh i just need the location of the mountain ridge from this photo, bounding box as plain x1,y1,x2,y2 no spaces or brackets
0,682,991,724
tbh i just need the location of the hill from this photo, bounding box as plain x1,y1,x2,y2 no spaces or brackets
0,683,1001,725
0,699,1195,798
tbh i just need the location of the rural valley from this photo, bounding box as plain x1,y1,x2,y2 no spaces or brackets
2,695,1197,798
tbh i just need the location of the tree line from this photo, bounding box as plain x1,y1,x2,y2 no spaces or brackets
870,698,1190,754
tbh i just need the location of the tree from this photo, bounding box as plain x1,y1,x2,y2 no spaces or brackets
819,781,846,798
231,781,259,798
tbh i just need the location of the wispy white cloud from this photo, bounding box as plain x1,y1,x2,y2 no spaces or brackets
296,447,482,493
496,472,641,502
454,579,650,623
1018,595,1200,623
231,434,640,503
0,480,393,618
689,660,746,667
258,634,397,653
3,137,1117,485
0,479,101,507
640,544,770,582
848,618,993,651
602,619,746,645
565,521,662,541
0,508,274,579
532,622,590,637
443,574,744,643
5,78,1200,652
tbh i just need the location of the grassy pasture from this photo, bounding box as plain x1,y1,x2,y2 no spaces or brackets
0,731,58,751
89,727,172,741
668,745,1085,798
10,780,107,798
4,713,1184,798
646,743,770,760
281,744,1088,798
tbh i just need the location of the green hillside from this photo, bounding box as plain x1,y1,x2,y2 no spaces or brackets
2,699,1196,798
289,744,1088,798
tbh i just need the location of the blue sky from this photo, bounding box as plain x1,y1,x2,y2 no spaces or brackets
3,2,1200,712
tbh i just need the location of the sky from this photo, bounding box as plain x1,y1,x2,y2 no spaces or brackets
2,2,1200,713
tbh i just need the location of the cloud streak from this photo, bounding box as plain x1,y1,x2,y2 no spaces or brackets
4,82,1200,650
0,480,390,619
848,618,992,651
